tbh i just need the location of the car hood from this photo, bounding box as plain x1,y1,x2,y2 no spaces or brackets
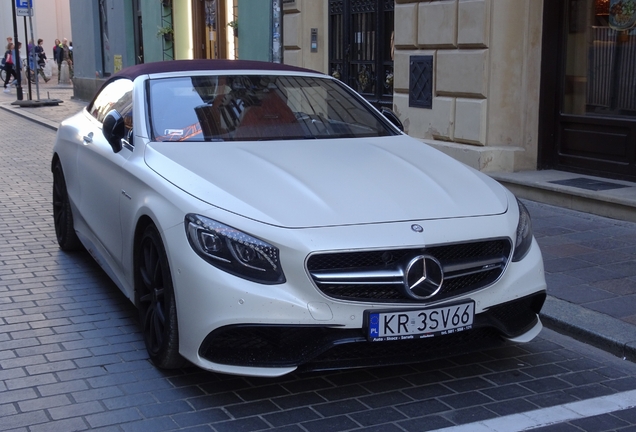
145,136,509,228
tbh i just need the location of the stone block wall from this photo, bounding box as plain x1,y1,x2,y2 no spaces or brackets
283,0,328,73
393,0,543,172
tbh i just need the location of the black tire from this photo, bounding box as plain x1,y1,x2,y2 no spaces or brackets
135,225,185,369
52,162,82,251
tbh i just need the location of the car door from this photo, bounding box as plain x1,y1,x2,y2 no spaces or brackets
77,78,134,273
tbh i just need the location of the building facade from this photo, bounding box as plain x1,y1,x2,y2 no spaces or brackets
284,0,543,174
284,0,636,182
66,0,636,182
70,0,239,100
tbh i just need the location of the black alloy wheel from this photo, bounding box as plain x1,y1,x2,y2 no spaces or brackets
52,162,81,251
136,224,184,369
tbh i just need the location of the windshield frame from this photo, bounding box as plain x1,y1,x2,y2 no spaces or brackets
146,72,400,142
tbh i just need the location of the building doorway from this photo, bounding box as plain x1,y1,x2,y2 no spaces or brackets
192,0,231,59
328,0,394,109
541,0,636,182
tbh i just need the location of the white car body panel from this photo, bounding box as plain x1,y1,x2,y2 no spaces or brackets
146,136,508,228
52,62,547,377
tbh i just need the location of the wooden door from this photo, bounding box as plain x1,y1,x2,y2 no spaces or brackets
540,0,636,181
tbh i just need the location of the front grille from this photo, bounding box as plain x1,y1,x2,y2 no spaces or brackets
306,239,512,303
198,292,545,370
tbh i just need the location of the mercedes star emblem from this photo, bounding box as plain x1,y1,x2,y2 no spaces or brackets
404,255,444,299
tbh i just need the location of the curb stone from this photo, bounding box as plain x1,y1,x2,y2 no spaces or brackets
541,296,636,362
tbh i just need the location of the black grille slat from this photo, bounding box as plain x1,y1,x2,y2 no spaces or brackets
307,250,411,270
320,285,404,300
431,241,506,262
307,239,511,303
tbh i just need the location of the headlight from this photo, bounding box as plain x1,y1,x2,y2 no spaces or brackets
512,199,533,262
185,214,285,284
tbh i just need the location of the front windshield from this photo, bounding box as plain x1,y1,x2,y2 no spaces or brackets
148,74,397,141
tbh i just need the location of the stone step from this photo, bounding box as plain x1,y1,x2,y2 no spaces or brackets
489,169,636,223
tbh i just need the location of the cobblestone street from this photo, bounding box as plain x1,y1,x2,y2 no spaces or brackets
2,105,636,431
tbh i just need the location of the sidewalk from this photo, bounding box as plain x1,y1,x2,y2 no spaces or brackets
0,78,86,128
2,83,636,365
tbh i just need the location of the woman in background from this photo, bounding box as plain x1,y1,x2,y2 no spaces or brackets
3,42,18,93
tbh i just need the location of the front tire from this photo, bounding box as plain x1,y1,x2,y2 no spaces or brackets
135,225,184,369
52,162,82,251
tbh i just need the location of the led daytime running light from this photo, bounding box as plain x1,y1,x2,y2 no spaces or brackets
185,214,285,284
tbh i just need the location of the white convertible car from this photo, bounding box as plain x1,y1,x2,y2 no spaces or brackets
52,60,546,377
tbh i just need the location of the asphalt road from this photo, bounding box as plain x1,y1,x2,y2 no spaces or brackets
1,109,636,431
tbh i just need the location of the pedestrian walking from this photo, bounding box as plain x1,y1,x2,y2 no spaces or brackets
27,39,35,69
1,36,9,70
34,39,50,83
3,43,18,93
14,42,23,84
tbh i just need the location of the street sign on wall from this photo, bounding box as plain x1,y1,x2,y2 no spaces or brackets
16,0,33,16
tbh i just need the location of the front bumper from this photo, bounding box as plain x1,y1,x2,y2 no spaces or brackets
164,208,547,377
198,291,546,372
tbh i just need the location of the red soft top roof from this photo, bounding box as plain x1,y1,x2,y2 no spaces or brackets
87,59,323,110
112,59,318,81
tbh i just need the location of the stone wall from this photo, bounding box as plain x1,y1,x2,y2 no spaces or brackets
72,77,107,102
283,0,328,73
281,0,544,173
393,0,543,172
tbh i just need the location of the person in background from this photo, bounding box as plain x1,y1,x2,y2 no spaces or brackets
12,42,22,84
34,38,49,83
27,39,35,73
3,42,18,93
1,37,10,70
52,38,60,59
53,38,60,80
57,38,72,82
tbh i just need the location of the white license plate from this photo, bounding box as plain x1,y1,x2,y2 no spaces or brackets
367,301,475,341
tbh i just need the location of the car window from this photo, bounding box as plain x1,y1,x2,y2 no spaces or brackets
148,75,397,142
88,78,134,125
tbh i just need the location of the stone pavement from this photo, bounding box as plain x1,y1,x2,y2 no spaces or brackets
0,80,83,129
0,84,636,432
2,81,636,364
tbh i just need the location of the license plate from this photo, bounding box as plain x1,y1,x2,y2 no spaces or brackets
366,301,475,341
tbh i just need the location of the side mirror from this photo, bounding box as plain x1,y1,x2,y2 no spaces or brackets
102,110,125,153
380,107,404,132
